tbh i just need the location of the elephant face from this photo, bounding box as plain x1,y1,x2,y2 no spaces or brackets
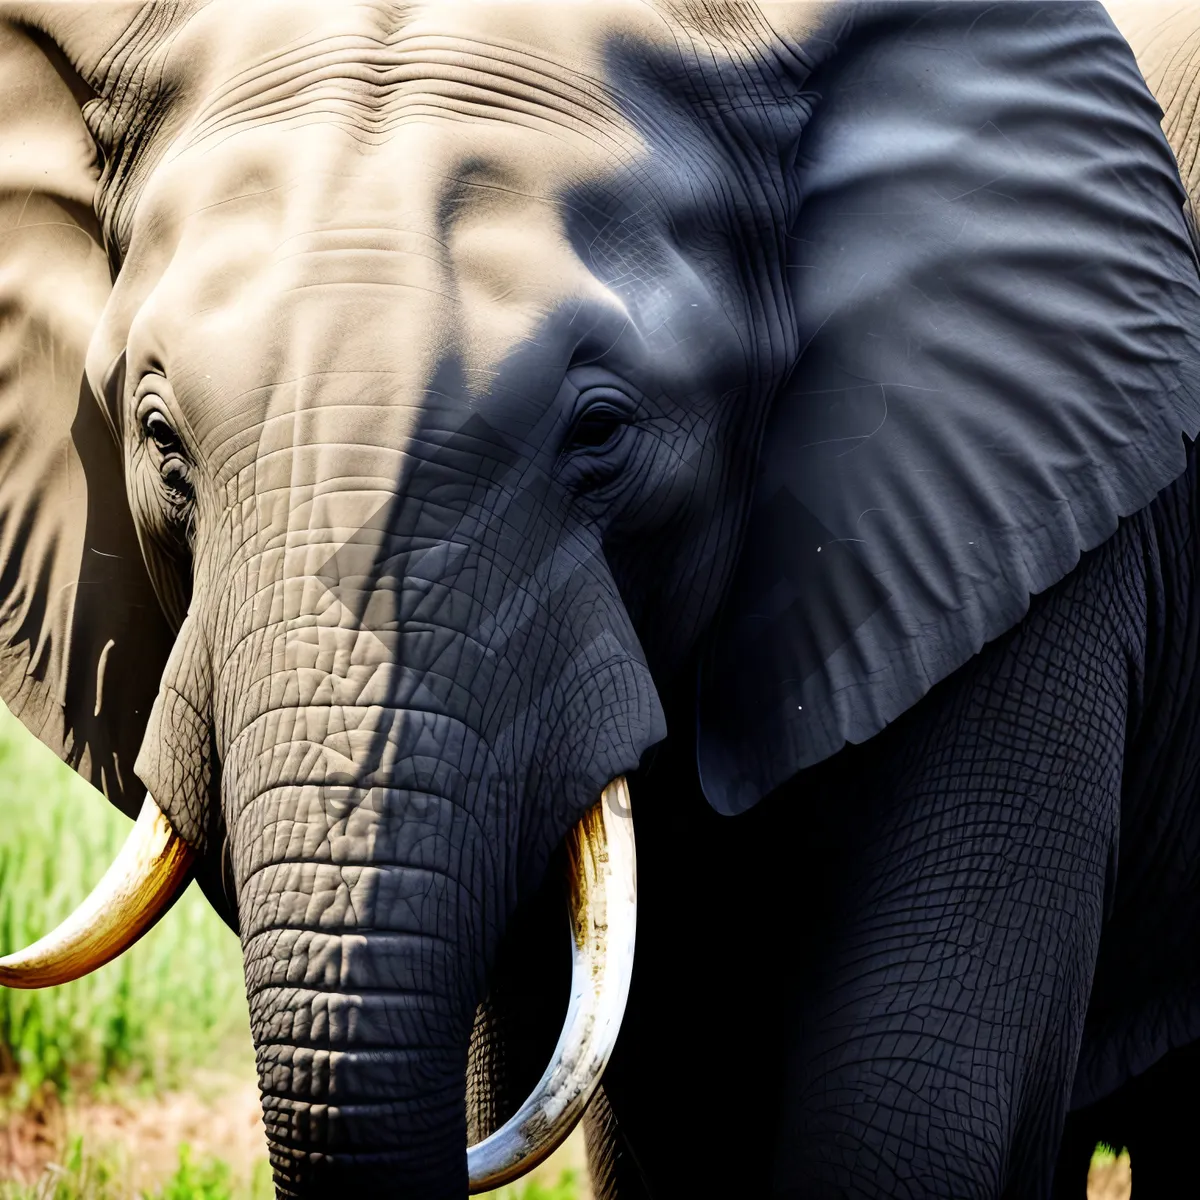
98,0,796,896
1,0,825,1191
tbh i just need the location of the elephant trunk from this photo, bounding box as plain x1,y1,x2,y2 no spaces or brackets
194,413,660,1193
226,714,492,1198
227,731,639,1196
246,923,472,1196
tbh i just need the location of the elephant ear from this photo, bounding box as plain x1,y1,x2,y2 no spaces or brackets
0,14,172,817
697,2,1200,814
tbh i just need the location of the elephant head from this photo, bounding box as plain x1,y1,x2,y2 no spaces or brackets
4,1,1200,1196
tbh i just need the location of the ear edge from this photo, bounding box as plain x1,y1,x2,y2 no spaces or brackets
0,15,173,819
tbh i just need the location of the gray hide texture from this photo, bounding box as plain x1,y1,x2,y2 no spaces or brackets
698,2,1200,814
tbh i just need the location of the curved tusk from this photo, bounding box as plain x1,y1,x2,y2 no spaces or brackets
0,794,195,989
468,775,636,1192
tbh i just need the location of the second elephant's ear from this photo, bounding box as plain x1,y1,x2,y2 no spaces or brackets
0,14,172,817
698,3,1200,814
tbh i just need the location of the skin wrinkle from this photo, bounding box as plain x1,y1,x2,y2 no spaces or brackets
232,777,486,844
187,48,627,149
223,628,504,720
249,1003,459,1058
236,883,480,945
212,463,619,681
233,788,493,888
31,2,1200,1196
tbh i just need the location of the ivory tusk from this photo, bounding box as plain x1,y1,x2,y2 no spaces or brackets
467,775,636,1192
0,794,195,989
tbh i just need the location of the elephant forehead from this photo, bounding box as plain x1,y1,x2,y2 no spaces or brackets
95,0,685,415
102,0,831,186
88,0,798,467
115,122,624,446
159,0,661,148
91,0,647,268
138,115,621,333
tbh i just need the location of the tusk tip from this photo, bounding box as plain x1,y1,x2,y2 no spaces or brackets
0,795,195,990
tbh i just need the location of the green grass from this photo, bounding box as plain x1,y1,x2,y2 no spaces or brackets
0,1139,275,1200
488,1172,582,1200
0,1138,582,1200
0,704,251,1106
1089,1142,1130,1167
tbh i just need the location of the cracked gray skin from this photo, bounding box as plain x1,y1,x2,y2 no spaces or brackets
5,1,1200,1197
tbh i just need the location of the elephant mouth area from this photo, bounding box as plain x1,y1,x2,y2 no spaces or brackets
466,858,574,1145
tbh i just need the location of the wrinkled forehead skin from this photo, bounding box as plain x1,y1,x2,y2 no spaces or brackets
20,0,834,458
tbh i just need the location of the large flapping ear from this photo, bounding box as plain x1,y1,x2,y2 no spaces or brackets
0,12,172,817
698,2,1200,814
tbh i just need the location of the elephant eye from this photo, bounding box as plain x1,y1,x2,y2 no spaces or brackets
142,410,183,458
565,403,628,454
139,407,193,510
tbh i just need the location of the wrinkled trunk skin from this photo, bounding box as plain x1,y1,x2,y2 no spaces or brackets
250,929,470,1195
221,681,494,1197
204,462,661,1195
232,746,479,1194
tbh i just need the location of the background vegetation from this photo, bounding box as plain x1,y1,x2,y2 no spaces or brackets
0,705,250,1108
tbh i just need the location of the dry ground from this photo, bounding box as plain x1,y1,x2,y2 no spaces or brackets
0,1074,590,1198
0,1087,1133,1200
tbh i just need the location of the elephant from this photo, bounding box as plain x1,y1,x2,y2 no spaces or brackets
5,0,1200,1196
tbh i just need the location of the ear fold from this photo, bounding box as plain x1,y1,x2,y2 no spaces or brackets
698,2,1200,814
0,16,172,816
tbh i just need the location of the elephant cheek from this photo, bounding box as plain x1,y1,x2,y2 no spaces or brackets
133,614,218,852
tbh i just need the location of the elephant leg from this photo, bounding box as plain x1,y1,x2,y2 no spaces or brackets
770,532,1138,1199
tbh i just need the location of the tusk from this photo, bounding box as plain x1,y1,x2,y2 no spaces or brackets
468,776,636,1192
0,794,195,989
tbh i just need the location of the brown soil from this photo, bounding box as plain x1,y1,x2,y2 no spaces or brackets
0,1069,265,1190
0,1096,62,1184
2,1091,1122,1200
0,1075,590,1197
